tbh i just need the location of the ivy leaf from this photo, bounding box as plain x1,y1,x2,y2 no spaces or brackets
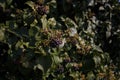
34,64,44,73
6,0,12,6
86,71,95,80
36,55,52,73
15,40,22,49
92,44,103,52
6,21,18,29
0,1,5,10
41,15,47,29
64,17,78,28
24,14,35,25
0,30,4,41
93,56,101,67
25,1,35,11
29,27,38,37
52,55,62,64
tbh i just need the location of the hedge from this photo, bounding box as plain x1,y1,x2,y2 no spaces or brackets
0,0,120,80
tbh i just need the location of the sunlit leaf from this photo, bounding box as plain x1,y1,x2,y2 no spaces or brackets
41,15,47,29
93,56,101,67
64,17,78,28
92,44,103,52
52,55,62,64
25,1,35,11
34,64,44,72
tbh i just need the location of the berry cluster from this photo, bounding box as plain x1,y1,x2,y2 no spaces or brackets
36,5,48,15
55,65,64,74
72,65,80,71
63,57,71,63
72,63,83,71
68,37,78,46
49,37,62,48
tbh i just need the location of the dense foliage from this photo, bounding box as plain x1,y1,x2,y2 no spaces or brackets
0,0,120,80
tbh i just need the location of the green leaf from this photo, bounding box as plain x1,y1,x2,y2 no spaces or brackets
29,27,38,37
92,44,103,52
93,56,101,67
25,1,35,11
15,40,22,49
64,17,78,28
34,64,44,72
6,21,18,29
24,14,35,25
52,55,62,64
86,71,95,80
0,2,5,10
6,0,12,5
0,30,4,41
36,55,52,73
41,15,48,29
23,42,29,48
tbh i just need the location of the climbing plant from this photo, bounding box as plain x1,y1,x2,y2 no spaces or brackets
0,0,120,80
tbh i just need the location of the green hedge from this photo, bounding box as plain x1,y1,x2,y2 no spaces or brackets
0,0,120,80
